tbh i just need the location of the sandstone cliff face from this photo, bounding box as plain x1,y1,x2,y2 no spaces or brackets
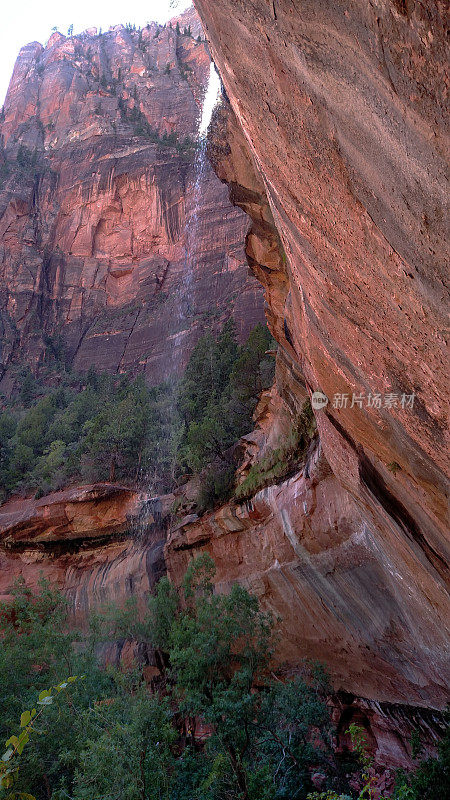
173,0,450,707
166,438,446,768
0,483,167,626
0,17,264,392
166,376,449,707
0,0,448,773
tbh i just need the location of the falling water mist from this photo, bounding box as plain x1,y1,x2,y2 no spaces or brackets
134,62,222,532
171,62,222,370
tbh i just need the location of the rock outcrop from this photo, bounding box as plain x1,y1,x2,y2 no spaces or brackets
165,374,447,768
0,483,167,625
0,483,142,547
189,0,449,711
0,14,264,393
0,1,448,774
166,423,448,720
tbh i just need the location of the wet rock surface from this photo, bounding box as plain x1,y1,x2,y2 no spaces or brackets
165,432,449,709
0,482,167,624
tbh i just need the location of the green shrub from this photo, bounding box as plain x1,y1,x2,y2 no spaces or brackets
235,400,315,501
391,714,450,800
0,323,275,504
0,567,447,799
195,462,236,513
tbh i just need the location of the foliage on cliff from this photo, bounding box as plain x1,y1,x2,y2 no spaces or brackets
0,323,274,503
179,320,274,464
0,370,167,499
235,400,315,502
1,564,447,800
0,562,346,799
178,320,275,509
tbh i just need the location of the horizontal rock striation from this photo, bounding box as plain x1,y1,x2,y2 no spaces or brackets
0,0,448,771
166,431,449,708
0,14,264,392
0,483,142,547
0,483,167,624
165,419,447,766
185,0,450,707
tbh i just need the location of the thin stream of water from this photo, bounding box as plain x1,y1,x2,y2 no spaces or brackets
135,63,222,525
171,63,222,369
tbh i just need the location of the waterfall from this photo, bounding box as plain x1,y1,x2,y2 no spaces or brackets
171,62,222,370
198,62,222,137
134,62,223,512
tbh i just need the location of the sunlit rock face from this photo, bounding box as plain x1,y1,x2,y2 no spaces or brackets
0,484,167,623
182,0,450,707
0,12,264,392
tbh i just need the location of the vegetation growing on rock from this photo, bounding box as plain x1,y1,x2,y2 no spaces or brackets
235,400,316,501
0,561,447,800
0,323,275,507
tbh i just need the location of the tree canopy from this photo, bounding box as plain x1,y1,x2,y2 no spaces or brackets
1,563,446,800
0,322,275,507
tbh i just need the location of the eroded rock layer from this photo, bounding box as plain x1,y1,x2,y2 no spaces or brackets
180,0,450,706
166,427,449,708
0,15,264,392
0,0,448,772
0,483,166,625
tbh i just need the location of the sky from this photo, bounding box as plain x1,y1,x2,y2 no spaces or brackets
0,0,192,105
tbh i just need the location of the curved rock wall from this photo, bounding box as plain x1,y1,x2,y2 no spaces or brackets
186,0,449,707
0,484,166,623
166,429,449,708
0,1,448,769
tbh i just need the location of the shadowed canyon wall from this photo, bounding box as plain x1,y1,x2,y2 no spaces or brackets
0,484,167,622
0,14,264,393
164,0,450,708
0,1,448,771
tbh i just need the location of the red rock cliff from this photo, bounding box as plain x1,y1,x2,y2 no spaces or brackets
0,16,264,392
0,483,167,625
0,2,448,769
165,0,450,708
